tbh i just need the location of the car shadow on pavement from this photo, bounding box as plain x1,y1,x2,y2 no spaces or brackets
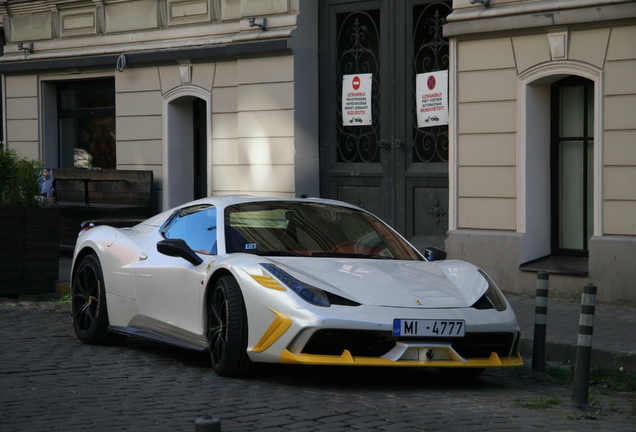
114,336,518,391
117,337,211,369
253,363,513,391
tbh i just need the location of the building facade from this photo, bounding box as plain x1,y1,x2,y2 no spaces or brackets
445,0,636,303
2,0,635,303
1,0,456,255
0,0,320,211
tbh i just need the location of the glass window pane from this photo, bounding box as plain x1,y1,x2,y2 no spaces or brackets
88,117,116,169
60,85,115,109
58,117,116,169
224,201,423,260
57,79,116,169
164,205,217,255
559,141,584,249
58,118,78,168
336,10,381,163
560,86,584,137
552,77,594,253
587,141,594,240
587,86,594,137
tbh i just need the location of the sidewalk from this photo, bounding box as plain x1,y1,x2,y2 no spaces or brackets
11,255,636,370
508,293,636,369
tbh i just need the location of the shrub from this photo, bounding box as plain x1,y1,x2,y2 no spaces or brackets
0,147,44,208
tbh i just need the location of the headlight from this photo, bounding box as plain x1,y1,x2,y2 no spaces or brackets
260,263,330,307
472,269,507,312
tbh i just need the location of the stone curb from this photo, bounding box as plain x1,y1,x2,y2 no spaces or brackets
519,338,636,370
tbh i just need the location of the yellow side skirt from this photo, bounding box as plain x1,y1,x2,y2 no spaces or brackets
280,349,523,368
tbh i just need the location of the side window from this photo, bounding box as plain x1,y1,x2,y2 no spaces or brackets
551,76,594,256
162,205,217,255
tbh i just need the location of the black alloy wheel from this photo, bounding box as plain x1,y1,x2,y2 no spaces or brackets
208,275,253,377
71,254,126,345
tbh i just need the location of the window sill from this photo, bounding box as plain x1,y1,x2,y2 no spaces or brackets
519,255,588,277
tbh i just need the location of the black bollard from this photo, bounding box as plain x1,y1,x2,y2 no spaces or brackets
194,416,222,432
532,271,549,372
570,284,597,411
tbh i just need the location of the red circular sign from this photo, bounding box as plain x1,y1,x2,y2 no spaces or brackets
427,75,436,90
352,76,361,90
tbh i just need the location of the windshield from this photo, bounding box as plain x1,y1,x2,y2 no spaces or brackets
224,201,423,260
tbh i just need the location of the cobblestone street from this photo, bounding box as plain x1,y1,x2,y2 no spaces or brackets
1,302,634,432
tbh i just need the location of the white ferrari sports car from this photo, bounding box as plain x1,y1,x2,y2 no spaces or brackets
71,195,523,377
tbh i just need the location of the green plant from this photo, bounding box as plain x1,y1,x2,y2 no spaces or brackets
545,365,574,384
0,147,43,207
544,364,636,391
57,293,71,302
589,366,636,392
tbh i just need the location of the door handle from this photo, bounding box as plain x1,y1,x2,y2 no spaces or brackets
139,253,148,261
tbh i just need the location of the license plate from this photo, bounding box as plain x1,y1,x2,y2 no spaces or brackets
393,319,465,337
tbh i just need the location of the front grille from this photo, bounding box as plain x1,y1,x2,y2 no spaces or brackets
450,333,516,358
301,330,517,359
302,330,396,357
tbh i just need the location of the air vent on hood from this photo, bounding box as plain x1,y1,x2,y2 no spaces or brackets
325,292,360,306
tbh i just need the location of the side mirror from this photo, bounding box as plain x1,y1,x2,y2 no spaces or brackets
424,246,447,261
157,238,203,266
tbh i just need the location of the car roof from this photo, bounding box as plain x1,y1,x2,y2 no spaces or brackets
142,195,362,227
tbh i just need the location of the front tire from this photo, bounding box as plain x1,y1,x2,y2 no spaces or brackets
208,275,253,377
71,254,126,345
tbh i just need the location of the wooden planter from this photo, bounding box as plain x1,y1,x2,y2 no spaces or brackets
0,207,60,296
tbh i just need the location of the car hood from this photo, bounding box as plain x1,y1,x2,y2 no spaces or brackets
267,257,489,308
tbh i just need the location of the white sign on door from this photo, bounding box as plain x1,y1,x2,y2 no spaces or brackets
342,74,372,126
416,71,448,128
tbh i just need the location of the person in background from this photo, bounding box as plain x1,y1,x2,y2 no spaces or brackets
40,168,55,201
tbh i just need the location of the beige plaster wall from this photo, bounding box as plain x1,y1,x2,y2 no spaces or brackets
604,25,636,235
213,55,295,197
115,67,163,199
111,53,296,206
4,75,40,161
455,24,636,236
451,21,636,302
456,38,517,230
2,53,296,209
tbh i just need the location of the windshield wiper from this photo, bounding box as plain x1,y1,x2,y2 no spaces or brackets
311,252,394,259
239,250,394,259
244,250,308,257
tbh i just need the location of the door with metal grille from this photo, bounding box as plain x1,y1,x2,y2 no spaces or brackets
319,0,451,250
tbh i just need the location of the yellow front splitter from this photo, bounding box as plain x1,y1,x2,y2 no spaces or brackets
280,349,523,368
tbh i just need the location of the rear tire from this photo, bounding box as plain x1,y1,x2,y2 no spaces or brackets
208,275,253,377
71,254,126,345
